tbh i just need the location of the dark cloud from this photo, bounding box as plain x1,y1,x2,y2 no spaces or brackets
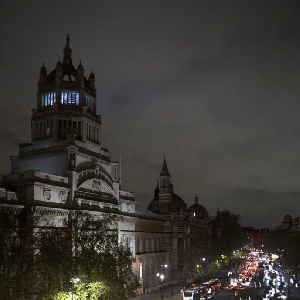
1,0,300,228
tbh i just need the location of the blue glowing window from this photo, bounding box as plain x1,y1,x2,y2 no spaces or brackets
85,97,94,111
41,92,56,107
61,92,79,105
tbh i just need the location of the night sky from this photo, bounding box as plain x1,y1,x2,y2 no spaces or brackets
1,0,300,229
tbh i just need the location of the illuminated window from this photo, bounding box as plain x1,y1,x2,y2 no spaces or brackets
139,263,143,278
61,92,79,105
41,92,56,107
85,96,94,111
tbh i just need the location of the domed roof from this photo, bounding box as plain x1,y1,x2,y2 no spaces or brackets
171,193,185,210
147,192,186,214
147,199,159,213
187,195,209,220
284,215,293,222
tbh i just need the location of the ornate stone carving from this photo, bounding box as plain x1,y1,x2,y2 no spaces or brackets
92,179,101,192
43,188,51,201
95,165,100,174
69,152,76,168
59,191,67,203
0,188,6,199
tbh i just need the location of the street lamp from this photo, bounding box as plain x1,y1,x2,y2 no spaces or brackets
157,264,168,300
202,258,206,282
72,277,80,300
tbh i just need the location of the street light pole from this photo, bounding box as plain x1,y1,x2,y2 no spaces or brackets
72,277,80,300
287,270,290,300
157,264,168,300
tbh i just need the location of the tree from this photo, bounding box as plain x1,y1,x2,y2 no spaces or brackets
0,207,41,299
264,228,300,274
63,211,138,300
211,210,245,257
0,208,138,299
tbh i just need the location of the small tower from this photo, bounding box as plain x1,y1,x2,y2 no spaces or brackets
158,157,173,217
12,35,103,177
194,194,198,205
39,63,47,85
159,156,173,194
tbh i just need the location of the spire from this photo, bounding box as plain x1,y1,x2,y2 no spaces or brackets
63,34,72,66
40,62,47,74
39,63,47,85
66,34,70,48
160,155,170,176
88,69,96,90
56,57,62,68
77,60,84,73
194,194,199,205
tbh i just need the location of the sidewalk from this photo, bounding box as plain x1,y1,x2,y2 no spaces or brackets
129,283,184,300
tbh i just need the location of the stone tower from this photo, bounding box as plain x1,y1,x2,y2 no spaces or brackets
158,157,173,217
9,35,128,210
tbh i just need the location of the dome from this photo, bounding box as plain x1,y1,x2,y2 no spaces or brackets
147,199,159,213
147,193,186,214
171,193,185,210
284,215,293,222
187,195,209,220
187,203,209,220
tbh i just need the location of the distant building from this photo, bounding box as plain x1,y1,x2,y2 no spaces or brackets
281,215,300,230
138,158,211,290
243,227,269,249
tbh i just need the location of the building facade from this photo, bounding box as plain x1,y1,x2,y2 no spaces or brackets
0,34,136,257
0,35,211,293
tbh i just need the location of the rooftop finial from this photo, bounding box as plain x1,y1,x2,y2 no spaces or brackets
160,155,170,176
63,34,72,66
66,34,70,47
195,194,199,205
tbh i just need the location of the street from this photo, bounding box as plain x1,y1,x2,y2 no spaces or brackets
129,284,184,300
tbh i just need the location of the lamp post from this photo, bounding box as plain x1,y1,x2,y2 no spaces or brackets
287,270,290,300
202,258,206,282
72,277,80,300
157,264,168,300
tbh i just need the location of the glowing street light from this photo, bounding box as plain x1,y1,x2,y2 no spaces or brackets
72,277,80,300
157,264,168,300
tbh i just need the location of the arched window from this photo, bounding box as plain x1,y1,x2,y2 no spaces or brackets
61,92,79,105
85,96,95,111
41,92,56,107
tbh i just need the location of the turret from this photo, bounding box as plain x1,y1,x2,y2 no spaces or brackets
63,34,72,66
159,156,172,193
56,59,63,80
158,157,173,217
39,63,47,85
88,70,96,90
77,60,84,84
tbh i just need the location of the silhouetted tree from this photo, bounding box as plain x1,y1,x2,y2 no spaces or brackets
265,228,300,274
0,209,138,299
211,210,245,256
